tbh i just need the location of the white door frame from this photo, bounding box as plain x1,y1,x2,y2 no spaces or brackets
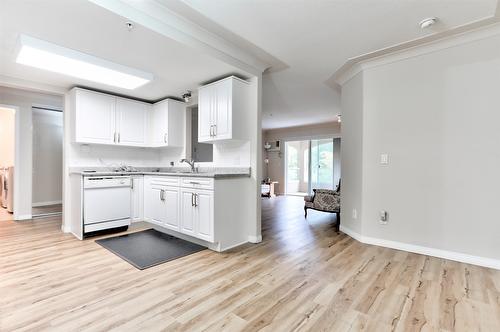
0,104,21,220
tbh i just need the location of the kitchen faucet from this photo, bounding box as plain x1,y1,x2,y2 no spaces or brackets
180,159,197,173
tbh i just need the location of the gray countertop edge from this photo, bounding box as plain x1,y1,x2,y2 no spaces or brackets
69,168,251,179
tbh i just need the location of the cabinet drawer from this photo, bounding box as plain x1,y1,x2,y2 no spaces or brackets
181,177,214,190
145,176,180,187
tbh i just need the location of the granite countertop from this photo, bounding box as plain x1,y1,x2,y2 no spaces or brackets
69,166,251,179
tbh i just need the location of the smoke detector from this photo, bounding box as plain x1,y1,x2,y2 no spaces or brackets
419,17,437,29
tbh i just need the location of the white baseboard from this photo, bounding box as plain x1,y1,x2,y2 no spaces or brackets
16,214,33,220
248,234,262,243
32,200,62,207
340,225,500,270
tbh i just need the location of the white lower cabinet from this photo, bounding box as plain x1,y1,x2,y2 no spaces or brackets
143,176,214,242
180,190,196,236
144,177,180,231
194,190,214,242
131,176,144,222
180,189,214,242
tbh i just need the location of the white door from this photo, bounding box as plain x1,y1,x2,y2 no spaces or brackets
116,98,148,146
180,189,196,236
162,186,179,231
131,176,144,222
198,86,214,142
195,190,214,242
152,102,169,146
144,184,166,225
214,79,231,140
75,89,116,144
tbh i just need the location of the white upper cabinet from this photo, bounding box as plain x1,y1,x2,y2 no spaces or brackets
198,86,213,142
214,79,231,140
71,88,185,148
198,76,249,143
74,89,116,145
116,98,149,146
150,99,185,147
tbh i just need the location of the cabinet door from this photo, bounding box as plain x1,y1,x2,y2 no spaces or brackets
144,184,165,225
180,189,196,236
131,176,144,222
195,190,214,242
152,102,169,146
162,186,179,231
116,98,148,146
75,89,116,144
214,79,232,140
198,86,214,142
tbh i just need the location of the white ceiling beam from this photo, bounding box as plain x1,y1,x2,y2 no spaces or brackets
88,0,272,76
0,74,67,96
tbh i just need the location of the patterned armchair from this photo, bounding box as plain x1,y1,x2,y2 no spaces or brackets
304,182,341,231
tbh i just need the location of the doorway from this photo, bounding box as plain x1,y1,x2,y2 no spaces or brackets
31,106,63,218
285,138,340,196
0,106,16,221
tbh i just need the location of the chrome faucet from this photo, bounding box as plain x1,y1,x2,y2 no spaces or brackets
180,159,196,173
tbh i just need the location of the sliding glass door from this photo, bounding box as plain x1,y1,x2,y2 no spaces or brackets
310,139,334,191
285,138,336,196
285,140,309,196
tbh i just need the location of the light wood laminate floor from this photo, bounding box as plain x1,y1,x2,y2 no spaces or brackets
32,203,63,216
1,196,499,331
0,206,13,221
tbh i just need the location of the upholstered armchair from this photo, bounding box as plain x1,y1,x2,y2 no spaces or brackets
304,184,341,231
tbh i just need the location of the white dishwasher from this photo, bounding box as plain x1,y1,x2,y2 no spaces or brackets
83,176,132,234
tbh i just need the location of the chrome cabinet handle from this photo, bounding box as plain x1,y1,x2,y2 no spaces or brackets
209,125,213,137
131,180,134,190
114,132,117,143
160,189,165,201
213,124,217,137
118,133,121,143
189,181,200,185
191,193,195,206
194,193,198,207
164,133,167,143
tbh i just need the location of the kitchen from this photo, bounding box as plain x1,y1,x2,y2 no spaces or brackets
65,77,258,252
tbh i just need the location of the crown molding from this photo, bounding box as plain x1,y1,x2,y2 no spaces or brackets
329,14,500,87
88,0,277,76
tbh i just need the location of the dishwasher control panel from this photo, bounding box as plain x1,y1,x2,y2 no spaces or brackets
84,176,132,189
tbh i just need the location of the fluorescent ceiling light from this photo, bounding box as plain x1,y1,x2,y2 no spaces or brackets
16,35,153,90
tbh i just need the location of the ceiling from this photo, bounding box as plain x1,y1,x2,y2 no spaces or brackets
0,0,498,129
183,0,498,129
0,0,248,101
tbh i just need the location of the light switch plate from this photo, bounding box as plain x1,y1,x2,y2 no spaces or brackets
380,154,389,164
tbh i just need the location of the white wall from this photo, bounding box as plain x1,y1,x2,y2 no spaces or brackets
341,26,500,265
32,108,63,206
0,108,15,167
263,122,341,194
340,73,364,234
0,87,63,218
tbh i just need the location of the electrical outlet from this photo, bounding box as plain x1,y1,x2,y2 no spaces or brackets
380,210,388,225
380,154,389,164
352,208,358,219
